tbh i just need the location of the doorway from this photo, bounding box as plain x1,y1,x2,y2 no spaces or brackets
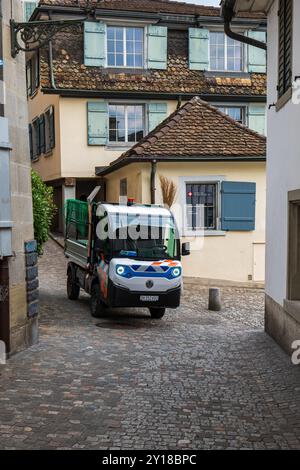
0,258,10,353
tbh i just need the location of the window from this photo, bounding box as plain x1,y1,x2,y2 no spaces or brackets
120,178,127,197
107,26,144,68
217,106,245,124
186,183,217,231
210,32,243,72
26,53,39,97
23,1,37,22
109,104,145,143
278,0,293,100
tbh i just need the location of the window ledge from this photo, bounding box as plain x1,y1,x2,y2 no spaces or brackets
284,299,300,323
183,230,226,237
106,144,133,151
44,150,53,158
204,71,251,79
276,87,292,112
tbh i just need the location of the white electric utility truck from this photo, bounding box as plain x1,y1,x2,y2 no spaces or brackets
64,190,190,319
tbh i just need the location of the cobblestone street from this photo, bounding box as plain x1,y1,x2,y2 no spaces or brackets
1,240,300,449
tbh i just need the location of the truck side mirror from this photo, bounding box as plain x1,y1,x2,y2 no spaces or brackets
181,242,190,256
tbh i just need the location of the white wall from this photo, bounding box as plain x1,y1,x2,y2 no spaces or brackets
266,0,300,305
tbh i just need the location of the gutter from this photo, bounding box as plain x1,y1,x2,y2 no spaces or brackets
41,88,266,103
96,154,266,177
221,1,267,50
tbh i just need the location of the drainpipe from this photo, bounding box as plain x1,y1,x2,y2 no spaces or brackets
221,2,267,50
48,40,57,90
150,160,157,205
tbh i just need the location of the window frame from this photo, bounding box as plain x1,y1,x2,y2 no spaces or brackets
209,30,245,73
179,176,226,237
106,25,145,69
26,52,40,98
216,105,246,125
108,103,146,145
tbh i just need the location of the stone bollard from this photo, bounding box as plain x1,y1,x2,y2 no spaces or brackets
208,287,221,311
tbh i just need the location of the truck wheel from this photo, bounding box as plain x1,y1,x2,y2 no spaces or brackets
90,284,106,318
149,307,165,319
67,270,80,300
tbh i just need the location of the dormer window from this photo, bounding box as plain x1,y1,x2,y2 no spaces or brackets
209,32,243,72
107,26,144,68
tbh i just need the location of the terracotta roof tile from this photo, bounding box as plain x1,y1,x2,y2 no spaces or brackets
40,29,266,96
38,0,265,18
113,96,266,163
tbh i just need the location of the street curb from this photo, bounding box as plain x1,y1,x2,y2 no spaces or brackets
49,233,64,250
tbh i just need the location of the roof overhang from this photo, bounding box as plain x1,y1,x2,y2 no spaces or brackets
221,0,274,15
96,155,266,176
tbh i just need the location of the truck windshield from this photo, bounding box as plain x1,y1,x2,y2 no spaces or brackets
109,213,179,260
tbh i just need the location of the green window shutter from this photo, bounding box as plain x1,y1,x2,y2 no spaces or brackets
189,28,209,71
248,104,266,135
221,181,256,231
39,114,45,154
84,21,106,67
148,103,168,132
87,102,108,146
24,2,37,22
49,106,55,150
247,31,267,73
147,25,168,70
29,124,33,160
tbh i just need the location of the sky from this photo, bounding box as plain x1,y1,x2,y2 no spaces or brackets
170,0,220,5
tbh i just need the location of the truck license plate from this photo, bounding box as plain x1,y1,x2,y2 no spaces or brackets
140,295,159,302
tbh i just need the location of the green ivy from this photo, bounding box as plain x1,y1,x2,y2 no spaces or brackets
31,170,56,254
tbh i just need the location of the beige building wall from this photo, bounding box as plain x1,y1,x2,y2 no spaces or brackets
104,161,266,285
58,98,178,178
29,90,61,182
2,0,37,352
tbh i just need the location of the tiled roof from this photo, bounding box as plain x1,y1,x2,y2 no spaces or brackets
40,29,266,96
111,96,266,165
38,0,264,18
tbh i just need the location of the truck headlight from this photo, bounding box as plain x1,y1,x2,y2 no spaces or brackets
170,267,181,278
116,265,132,278
116,265,125,275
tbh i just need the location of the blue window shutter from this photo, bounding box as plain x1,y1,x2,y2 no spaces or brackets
87,102,108,145
247,31,267,73
148,103,168,132
147,25,168,70
189,28,209,71
221,181,256,231
248,104,266,135
84,21,106,67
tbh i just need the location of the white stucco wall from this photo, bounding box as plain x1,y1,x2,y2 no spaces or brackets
266,0,300,305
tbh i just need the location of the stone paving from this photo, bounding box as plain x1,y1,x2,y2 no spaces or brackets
1,240,300,450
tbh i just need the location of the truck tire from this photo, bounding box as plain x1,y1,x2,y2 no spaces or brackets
67,269,80,300
149,307,166,319
90,284,106,318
